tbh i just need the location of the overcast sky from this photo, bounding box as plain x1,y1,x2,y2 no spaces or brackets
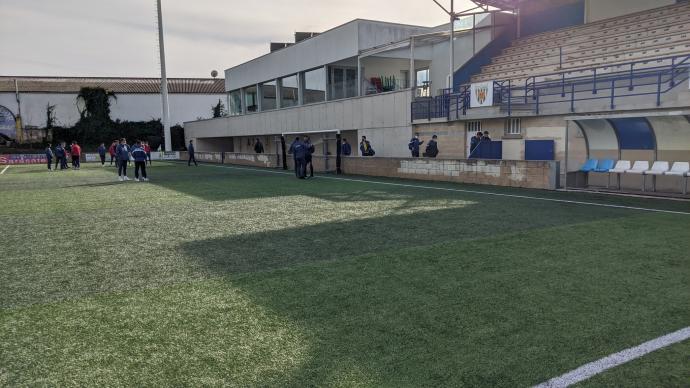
0,0,474,78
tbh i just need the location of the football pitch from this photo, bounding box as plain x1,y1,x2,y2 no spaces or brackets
1,162,688,387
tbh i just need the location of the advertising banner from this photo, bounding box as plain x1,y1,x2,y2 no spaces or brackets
470,81,494,108
0,154,48,164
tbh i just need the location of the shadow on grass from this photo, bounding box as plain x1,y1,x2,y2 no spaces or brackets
177,201,652,386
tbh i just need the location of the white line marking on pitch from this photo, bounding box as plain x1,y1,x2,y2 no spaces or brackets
186,162,690,216
0,165,9,175
534,326,690,388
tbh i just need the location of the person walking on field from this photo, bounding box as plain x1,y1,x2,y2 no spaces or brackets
97,143,107,166
188,140,198,166
45,143,54,171
131,141,149,182
71,141,82,170
288,136,307,179
109,140,118,166
116,138,131,181
304,135,315,178
408,133,424,158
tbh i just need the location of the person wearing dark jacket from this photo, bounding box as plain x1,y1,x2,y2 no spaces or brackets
288,137,307,179
55,143,67,170
482,131,491,142
304,136,315,178
424,135,439,158
341,138,352,156
45,144,54,171
470,131,482,155
254,138,265,154
116,138,131,181
359,136,374,156
188,140,198,166
97,143,107,166
408,134,424,157
131,141,149,181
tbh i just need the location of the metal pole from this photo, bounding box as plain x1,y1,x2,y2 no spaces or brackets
409,37,415,89
357,56,362,96
449,0,455,91
156,0,171,152
564,122,569,191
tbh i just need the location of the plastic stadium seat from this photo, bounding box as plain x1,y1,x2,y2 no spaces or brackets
663,162,690,176
643,161,670,175
625,161,649,174
607,160,630,189
580,159,598,172
664,162,690,194
594,159,615,172
608,160,631,173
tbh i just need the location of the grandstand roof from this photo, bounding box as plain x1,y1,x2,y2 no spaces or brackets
0,77,226,94
470,0,525,10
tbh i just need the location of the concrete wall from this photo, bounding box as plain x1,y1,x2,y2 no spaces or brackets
226,20,430,90
341,157,559,190
0,92,225,128
585,0,676,23
185,89,413,158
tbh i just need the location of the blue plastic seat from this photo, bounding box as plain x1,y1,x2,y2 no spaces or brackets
580,159,598,172
594,159,615,172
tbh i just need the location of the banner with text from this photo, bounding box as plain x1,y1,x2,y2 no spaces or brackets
0,154,48,164
470,81,494,108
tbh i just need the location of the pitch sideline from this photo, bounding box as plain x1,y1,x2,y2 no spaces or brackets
185,162,690,216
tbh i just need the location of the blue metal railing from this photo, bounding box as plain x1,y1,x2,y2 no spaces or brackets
411,53,690,121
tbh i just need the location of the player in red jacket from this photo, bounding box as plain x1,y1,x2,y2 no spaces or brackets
70,141,82,170
108,140,118,167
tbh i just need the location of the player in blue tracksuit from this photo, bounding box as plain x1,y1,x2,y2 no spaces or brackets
131,141,149,181
304,136,315,178
408,134,424,158
45,144,54,171
188,140,197,166
116,138,131,181
288,137,307,179
54,143,66,170
97,143,107,166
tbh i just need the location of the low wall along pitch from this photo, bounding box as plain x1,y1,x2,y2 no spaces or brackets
178,152,560,190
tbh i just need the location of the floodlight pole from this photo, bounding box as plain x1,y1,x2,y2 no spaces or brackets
432,0,456,91
156,0,172,152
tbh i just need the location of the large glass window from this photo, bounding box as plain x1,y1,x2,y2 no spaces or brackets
330,67,358,100
244,85,258,113
261,80,277,111
416,68,430,97
228,90,242,116
304,67,326,104
280,74,299,108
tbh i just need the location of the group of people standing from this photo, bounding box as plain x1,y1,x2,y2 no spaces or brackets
44,138,152,182
470,131,492,155
288,136,316,179
44,141,82,171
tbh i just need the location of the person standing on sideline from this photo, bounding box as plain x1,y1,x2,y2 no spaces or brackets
288,137,307,179
482,131,491,142
45,143,54,171
341,138,352,156
424,135,439,158
59,142,69,170
71,141,82,170
254,138,265,154
109,140,118,166
143,141,152,165
116,138,131,181
97,143,107,166
188,140,198,166
359,136,374,156
304,135,315,178
131,141,149,182
408,133,424,157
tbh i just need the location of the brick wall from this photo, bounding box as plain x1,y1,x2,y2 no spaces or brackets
341,157,560,190
224,152,278,168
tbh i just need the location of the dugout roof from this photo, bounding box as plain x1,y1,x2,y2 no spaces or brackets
0,77,226,94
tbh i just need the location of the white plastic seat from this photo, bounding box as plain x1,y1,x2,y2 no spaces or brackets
625,161,649,174
608,160,631,173
664,162,690,176
643,161,670,175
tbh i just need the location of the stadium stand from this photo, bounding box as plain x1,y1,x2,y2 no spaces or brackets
471,2,690,83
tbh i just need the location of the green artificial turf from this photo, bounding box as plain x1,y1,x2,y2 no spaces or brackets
0,162,688,387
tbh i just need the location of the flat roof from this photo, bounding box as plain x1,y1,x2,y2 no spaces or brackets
0,77,226,94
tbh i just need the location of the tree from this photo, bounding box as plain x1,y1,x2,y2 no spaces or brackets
212,99,226,118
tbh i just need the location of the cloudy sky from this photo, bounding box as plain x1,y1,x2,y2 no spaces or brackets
0,0,474,78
